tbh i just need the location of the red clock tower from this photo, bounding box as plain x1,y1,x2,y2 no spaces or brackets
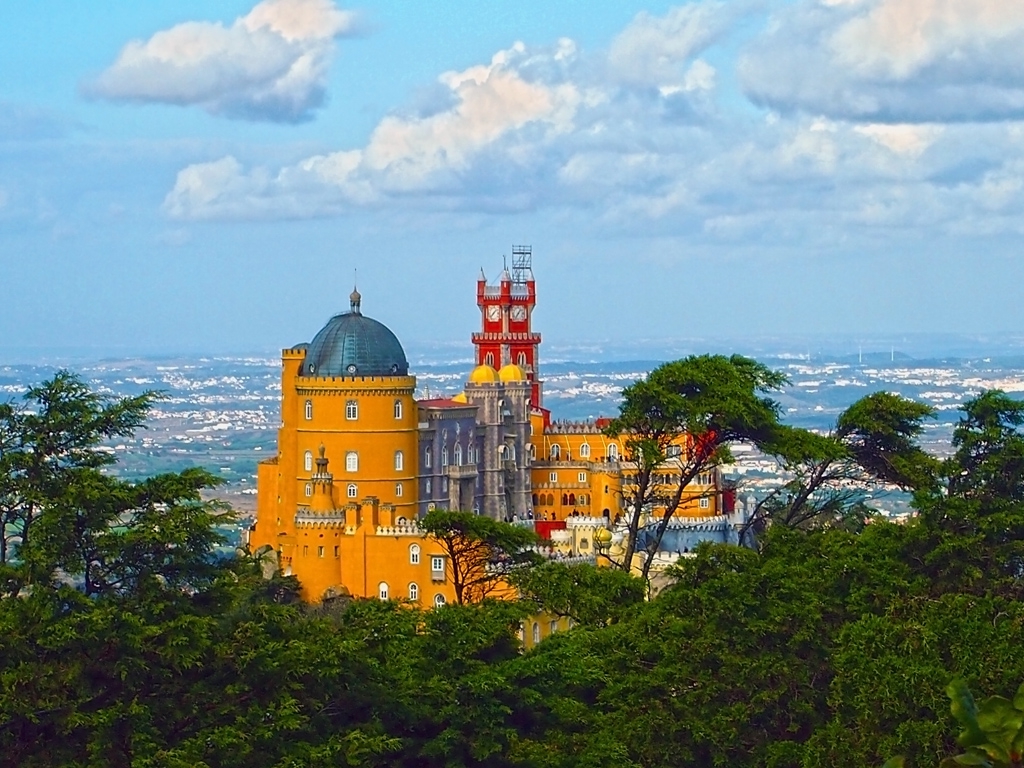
473,245,543,409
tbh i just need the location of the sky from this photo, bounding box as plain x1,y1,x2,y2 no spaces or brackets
2,0,1024,359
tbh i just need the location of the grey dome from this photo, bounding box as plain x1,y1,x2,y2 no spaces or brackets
302,297,408,378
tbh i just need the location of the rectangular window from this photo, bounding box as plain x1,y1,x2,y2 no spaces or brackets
334,546,339,557
345,400,358,420
302,545,308,556
425,478,432,494
578,472,586,483
431,556,445,581
699,497,710,509
549,472,557,483
317,546,324,558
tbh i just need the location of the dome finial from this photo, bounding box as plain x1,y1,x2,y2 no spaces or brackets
350,270,361,315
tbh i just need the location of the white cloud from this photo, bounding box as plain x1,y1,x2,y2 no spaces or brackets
84,0,358,123
740,0,1024,122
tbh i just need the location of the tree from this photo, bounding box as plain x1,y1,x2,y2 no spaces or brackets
742,392,938,543
509,560,644,627
419,510,539,604
604,355,789,581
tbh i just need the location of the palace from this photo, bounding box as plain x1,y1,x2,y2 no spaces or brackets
251,247,744,602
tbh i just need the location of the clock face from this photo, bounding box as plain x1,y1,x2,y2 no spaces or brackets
486,305,501,321
510,306,527,322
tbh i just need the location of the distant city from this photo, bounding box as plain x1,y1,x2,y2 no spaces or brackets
3,334,1024,536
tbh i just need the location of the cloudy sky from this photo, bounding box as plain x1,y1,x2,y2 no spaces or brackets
3,0,1024,358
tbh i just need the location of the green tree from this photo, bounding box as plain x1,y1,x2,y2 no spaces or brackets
419,510,539,604
605,355,789,581
510,560,644,627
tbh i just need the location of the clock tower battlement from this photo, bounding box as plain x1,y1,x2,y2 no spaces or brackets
472,245,543,409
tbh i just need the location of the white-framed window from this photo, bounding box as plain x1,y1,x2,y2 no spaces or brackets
608,444,619,461
550,444,560,460
394,399,403,419
304,400,313,420
304,450,313,472
698,472,712,486
434,593,446,607
699,497,710,509
347,483,358,499
408,582,419,601
394,450,404,471
499,445,508,461
409,544,420,565
549,472,557,483
431,555,444,572
304,483,312,497
517,351,527,366
578,472,587,483
454,444,463,465
442,446,449,466
532,622,540,644
425,478,432,494
378,582,389,600
668,444,682,458
550,620,558,635
346,451,358,472
395,482,403,497
424,446,432,468
345,400,358,420
580,443,591,458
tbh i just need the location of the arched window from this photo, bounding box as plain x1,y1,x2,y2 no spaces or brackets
550,444,560,460
409,544,420,564
580,443,591,458
454,444,463,466
434,593,446,608
608,443,619,461
485,352,495,366
304,400,313,420
532,493,538,506
568,493,576,505
394,450,404,471
562,494,569,506
532,622,540,644
394,399,403,419
441,446,449,466
304,450,313,472
345,400,358,420
395,482,403,497
425,445,432,468
346,451,358,472
408,583,419,601
517,352,527,366
508,445,516,462
347,483,358,499
378,582,389,600
499,445,508,461
305,483,312,497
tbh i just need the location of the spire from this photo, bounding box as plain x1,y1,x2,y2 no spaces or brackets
350,269,361,314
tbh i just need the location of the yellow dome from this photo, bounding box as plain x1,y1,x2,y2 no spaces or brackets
498,363,526,382
452,392,468,403
468,364,498,384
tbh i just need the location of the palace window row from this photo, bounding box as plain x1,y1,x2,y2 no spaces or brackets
532,492,589,507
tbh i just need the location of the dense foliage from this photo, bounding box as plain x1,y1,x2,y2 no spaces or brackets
2,372,1024,767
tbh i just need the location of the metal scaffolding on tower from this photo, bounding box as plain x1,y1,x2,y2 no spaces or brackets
511,244,532,287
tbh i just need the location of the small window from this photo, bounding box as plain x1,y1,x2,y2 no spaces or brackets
317,546,324,558
485,352,494,366
395,450,404,471
425,478,432,494
550,444,560,460
409,582,419,601
395,482,403,497
608,444,619,461
431,555,444,572
549,472,557,483
499,445,508,461
578,472,587,483
441,477,448,492
580,443,590,458
347,483,358,499
304,483,312,497
379,582,389,600
409,544,420,565
346,451,358,472
434,593,446,607
517,352,527,366
442,446,449,466
334,546,339,557
394,399,403,420
699,497,710,509
304,400,312,420
304,450,313,472
550,620,558,635
345,400,358,420
454,444,463,465
425,446,432,468
532,622,540,644
303,545,308,556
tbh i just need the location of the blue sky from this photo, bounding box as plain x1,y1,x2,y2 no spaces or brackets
3,0,1024,358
